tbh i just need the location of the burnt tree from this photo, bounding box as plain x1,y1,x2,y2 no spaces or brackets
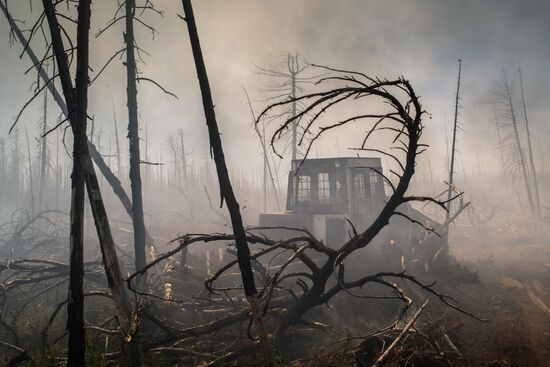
180,0,273,365
125,0,147,280
42,0,92,364
37,1,145,364
254,66,471,346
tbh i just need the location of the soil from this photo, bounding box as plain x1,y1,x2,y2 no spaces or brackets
290,224,550,367
447,225,550,367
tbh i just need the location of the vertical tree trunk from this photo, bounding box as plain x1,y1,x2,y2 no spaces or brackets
114,106,123,177
24,129,35,216
60,0,92,363
492,103,507,180
39,78,48,209
179,129,188,184
518,68,541,220
55,124,60,211
444,59,462,254
290,66,297,161
125,0,147,280
180,1,273,365
0,138,5,201
503,76,535,215
244,89,282,211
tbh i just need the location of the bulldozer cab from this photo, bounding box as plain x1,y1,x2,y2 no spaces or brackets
260,157,386,247
286,157,385,219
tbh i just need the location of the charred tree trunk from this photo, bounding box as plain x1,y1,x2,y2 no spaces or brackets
492,103,507,180
180,1,273,365
0,138,5,201
39,80,48,209
290,58,297,161
114,105,123,177
518,68,541,220
125,0,147,280
24,129,35,216
42,0,93,363
502,76,535,216
444,59,462,254
244,89,282,211
40,1,144,364
179,129,188,185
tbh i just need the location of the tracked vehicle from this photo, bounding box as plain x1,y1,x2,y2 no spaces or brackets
258,157,445,270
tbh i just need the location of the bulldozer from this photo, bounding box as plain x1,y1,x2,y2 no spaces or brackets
258,157,447,273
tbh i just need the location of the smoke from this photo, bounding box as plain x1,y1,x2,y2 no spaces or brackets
1,0,550,216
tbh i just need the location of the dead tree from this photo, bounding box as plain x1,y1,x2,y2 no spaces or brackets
0,0,154,247
254,53,318,162
36,1,145,364
42,0,92,364
179,129,188,185
24,129,35,216
492,103,507,180
497,74,535,215
444,59,462,253
180,0,273,365
254,65,473,345
125,67,474,362
124,0,147,280
38,74,49,210
113,104,123,177
518,68,541,220
244,88,282,211
0,137,5,202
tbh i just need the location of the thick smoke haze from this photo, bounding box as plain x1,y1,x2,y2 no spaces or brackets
1,0,550,204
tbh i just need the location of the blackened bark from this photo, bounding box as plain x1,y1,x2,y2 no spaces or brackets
125,0,147,278
40,0,144,364
39,79,48,209
180,1,272,365
443,59,462,255
181,0,255,297
46,0,92,364
68,0,90,363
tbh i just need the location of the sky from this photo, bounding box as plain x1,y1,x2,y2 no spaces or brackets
1,0,550,184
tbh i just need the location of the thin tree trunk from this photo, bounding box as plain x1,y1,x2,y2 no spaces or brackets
503,76,535,215
125,0,147,280
39,78,48,209
444,59,462,253
492,103,507,180
518,68,541,220
180,1,273,365
55,124,60,211
24,129,35,216
244,89,282,211
0,138,5,201
114,104,123,177
179,129,188,185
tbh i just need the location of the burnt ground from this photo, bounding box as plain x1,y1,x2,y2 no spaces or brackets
447,225,550,367
287,225,550,367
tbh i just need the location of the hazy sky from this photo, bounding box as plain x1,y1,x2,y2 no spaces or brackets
1,0,549,182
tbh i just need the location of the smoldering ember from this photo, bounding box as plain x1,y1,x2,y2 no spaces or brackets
0,1,549,366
